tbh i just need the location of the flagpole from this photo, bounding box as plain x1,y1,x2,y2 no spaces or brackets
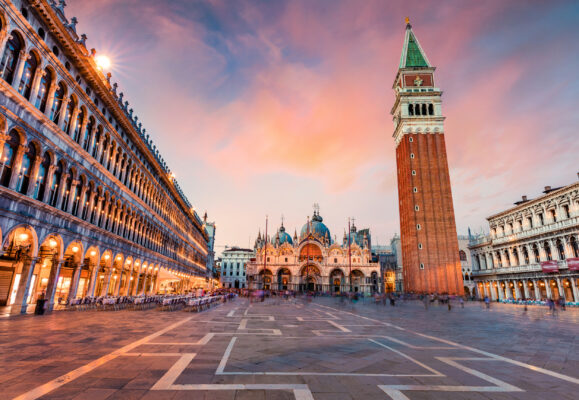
263,215,268,290
348,218,352,293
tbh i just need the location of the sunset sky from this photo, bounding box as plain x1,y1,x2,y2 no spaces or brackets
67,0,579,251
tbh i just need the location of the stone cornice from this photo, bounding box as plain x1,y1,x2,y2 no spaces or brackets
487,182,579,222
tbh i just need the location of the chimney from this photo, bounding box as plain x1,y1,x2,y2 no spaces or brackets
522,195,527,201
544,186,551,192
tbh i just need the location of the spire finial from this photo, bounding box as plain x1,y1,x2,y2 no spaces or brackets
405,17,410,26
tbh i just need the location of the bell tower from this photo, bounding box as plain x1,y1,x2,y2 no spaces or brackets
391,19,463,295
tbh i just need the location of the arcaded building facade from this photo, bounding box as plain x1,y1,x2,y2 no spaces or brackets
391,21,463,295
247,210,381,294
0,0,210,313
469,179,579,302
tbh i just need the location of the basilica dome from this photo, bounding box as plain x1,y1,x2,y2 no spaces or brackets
275,224,293,245
300,212,331,242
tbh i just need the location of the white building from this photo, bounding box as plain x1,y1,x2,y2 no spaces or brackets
220,247,254,289
469,177,579,302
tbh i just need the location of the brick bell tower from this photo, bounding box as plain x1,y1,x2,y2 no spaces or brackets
391,19,463,295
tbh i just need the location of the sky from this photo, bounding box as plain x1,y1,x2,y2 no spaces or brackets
66,0,579,253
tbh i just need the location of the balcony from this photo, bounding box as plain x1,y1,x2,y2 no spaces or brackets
492,217,579,245
472,259,572,276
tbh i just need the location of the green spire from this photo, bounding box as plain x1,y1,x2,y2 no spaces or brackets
399,21,430,69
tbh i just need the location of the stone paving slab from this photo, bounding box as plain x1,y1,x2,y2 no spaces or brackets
0,298,577,399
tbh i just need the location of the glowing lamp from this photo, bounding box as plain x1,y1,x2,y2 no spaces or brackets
104,254,110,260
49,238,57,248
72,246,79,253
19,233,29,242
90,250,96,256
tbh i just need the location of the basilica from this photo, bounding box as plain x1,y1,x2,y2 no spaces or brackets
247,210,381,294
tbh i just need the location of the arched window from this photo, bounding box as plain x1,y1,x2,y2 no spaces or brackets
35,68,53,112
15,142,36,194
532,244,540,263
512,248,519,266
99,136,108,164
408,104,414,116
123,160,131,186
71,177,82,216
34,152,51,200
523,247,529,265
571,237,578,258
421,104,427,115
83,116,95,152
18,52,39,99
73,107,85,143
81,183,92,220
113,151,121,177
543,242,552,261
415,103,421,116
107,142,115,170
0,130,19,186
556,239,565,260
60,170,73,211
92,126,102,158
0,32,23,84
90,189,101,225
459,250,467,261
50,82,66,123
63,96,76,134
428,103,434,115
48,161,63,207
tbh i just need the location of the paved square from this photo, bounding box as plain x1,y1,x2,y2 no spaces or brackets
1,298,577,399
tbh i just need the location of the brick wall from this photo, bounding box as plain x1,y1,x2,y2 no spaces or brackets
396,133,463,295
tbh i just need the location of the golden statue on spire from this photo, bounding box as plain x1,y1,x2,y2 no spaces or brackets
405,17,410,25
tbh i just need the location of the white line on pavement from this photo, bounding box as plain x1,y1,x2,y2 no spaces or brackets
12,316,194,400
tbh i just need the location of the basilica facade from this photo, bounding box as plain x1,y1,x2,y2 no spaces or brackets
247,211,381,294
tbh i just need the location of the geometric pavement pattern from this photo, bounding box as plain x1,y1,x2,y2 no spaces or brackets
3,298,579,400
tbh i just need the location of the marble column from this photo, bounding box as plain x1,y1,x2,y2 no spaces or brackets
25,155,43,197
29,68,46,103
533,280,541,300
11,257,38,315
40,164,56,203
68,107,81,139
54,172,69,210
103,267,113,296
43,80,58,119
523,280,530,299
556,278,564,299
86,263,99,297
12,50,30,90
514,281,522,299
67,263,84,303
497,281,504,300
45,259,63,312
8,144,26,190
544,279,552,298
66,179,79,214
570,279,579,302
133,265,142,296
